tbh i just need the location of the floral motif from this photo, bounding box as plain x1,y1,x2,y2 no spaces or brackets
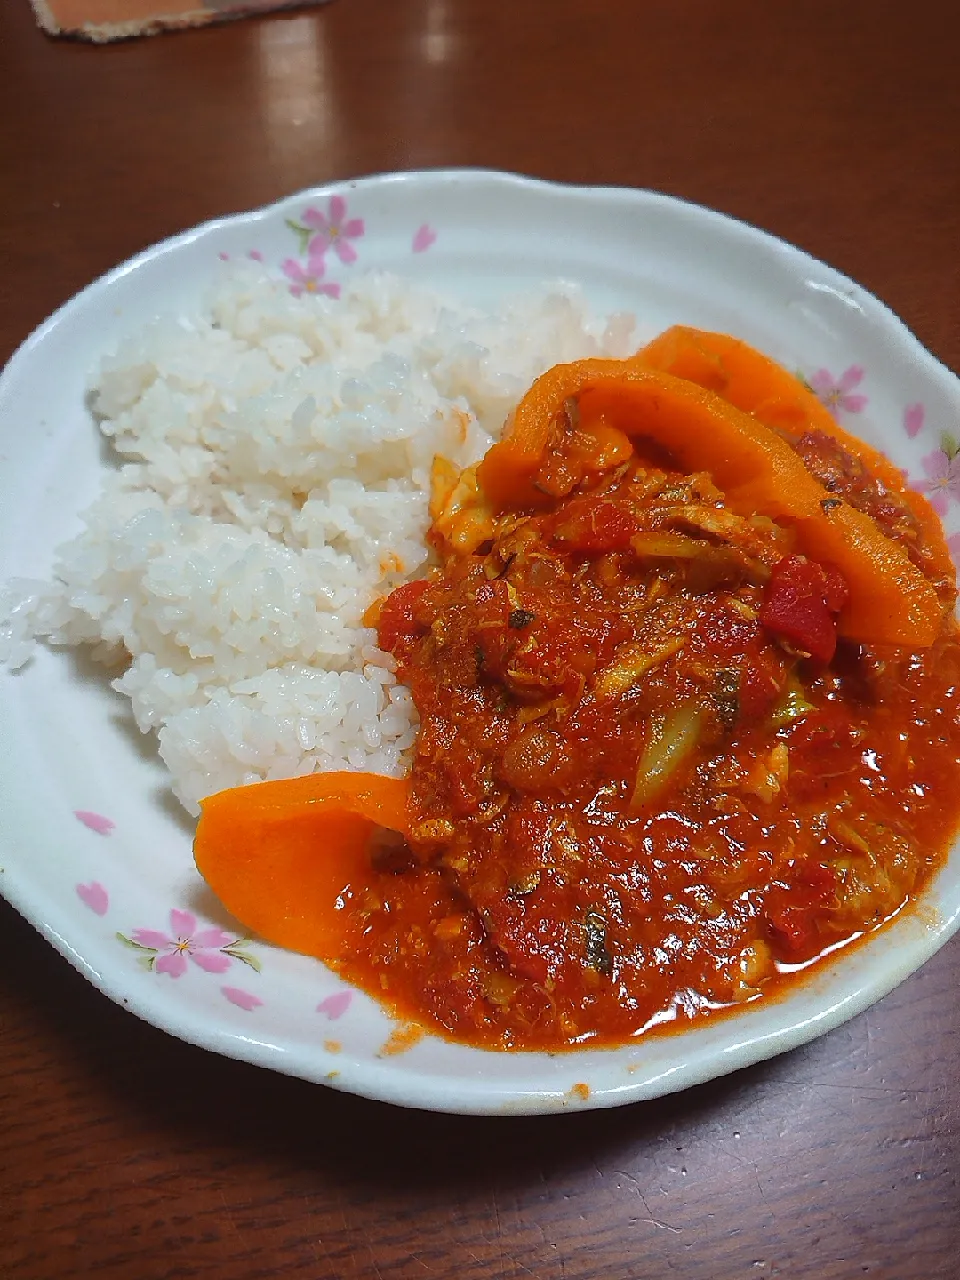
281,255,341,300
904,402,925,439
317,990,352,1020
76,881,109,916
301,195,365,264
808,365,868,415
75,810,115,836
118,908,260,979
225,199,438,302
412,223,437,253
222,986,263,1011
918,440,960,516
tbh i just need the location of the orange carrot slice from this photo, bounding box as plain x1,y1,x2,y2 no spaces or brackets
476,359,944,647
638,325,952,583
477,359,639,511
194,772,410,959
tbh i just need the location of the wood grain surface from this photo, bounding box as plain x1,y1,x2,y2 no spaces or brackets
1,2,959,1276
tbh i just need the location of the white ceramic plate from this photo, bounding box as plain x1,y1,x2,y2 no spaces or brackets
3,170,960,1116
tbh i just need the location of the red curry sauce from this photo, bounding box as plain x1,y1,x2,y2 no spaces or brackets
328,409,960,1051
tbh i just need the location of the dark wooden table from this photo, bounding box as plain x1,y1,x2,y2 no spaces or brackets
2,2,959,1276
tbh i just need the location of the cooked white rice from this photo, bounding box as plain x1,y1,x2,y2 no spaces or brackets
0,267,635,812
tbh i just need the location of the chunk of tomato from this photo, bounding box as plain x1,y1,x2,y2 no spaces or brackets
760,555,848,663
376,578,431,662
765,860,838,960
550,498,641,553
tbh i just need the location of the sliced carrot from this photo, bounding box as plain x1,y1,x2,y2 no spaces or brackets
638,326,952,583
194,772,411,959
639,325,898,472
477,359,639,511
476,359,943,647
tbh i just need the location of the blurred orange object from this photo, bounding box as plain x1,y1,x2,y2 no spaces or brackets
31,0,329,42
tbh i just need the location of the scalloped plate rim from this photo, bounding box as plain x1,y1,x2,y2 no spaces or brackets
2,168,960,1116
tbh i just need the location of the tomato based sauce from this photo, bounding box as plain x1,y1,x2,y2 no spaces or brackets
323,387,960,1052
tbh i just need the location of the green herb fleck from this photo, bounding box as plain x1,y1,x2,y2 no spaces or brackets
713,668,740,729
508,609,536,630
584,911,613,975
771,680,815,728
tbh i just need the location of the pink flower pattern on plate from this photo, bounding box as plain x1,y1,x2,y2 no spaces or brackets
224,200,433,307
282,255,341,300
918,448,960,516
808,365,868,415
222,986,264,1011
302,195,365,264
317,990,353,1020
412,223,437,253
120,909,260,979
904,403,925,438
75,810,115,836
76,881,109,916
